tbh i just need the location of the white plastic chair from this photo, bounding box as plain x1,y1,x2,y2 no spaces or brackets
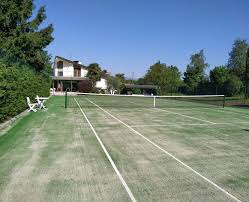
36,95,47,109
26,97,39,112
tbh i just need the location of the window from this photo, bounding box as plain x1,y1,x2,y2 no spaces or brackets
57,61,63,69
74,68,81,77
58,71,63,76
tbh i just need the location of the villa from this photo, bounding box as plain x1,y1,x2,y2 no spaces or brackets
51,56,107,92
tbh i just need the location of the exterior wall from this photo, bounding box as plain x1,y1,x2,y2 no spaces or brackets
54,59,74,77
53,57,88,77
81,68,88,77
63,61,74,77
96,78,107,90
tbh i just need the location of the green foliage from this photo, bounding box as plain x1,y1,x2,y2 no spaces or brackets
183,50,208,94
86,63,101,86
244,48,249,98
210,66,229,94
131,88,141,94
0,62,50,122
144,61,181,94
115,73,125,82
224,75,243,97
135,77,145,85
106,75,122,93
228,39,248,80
0,0,53,72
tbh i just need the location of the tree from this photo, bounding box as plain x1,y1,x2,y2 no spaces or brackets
245,48,249,98
228,39,248,80
167,65,181,95
100,69,108,79
210,66,229,94
106,76,122,94
144,61,181,94
183,50,208,94
0,0,53,72
224,75,242,96
135,77,145,85
115,73,125,82
86,63,101,86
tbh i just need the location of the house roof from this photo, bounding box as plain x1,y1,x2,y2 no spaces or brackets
54,56,88,69
124,84,158,89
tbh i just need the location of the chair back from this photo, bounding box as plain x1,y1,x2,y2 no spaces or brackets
36,95,41,104
26,97,31,105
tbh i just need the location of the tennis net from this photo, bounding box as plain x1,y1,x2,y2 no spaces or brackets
65,93,225,109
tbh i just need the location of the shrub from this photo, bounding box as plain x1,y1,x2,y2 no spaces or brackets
0,62,50,122
78,80,93,93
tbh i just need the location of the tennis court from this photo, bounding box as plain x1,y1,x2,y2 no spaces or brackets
68,93,249,201
0,95,249,201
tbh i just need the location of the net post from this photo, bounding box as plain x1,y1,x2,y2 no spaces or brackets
222,95,225,108
65,89,67,108
153,96,156,108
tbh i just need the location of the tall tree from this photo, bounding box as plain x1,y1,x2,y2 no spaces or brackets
0,0,53,72
144,61,181,94
210,66,229,94
106,75,122,94
167,65,181,94
228,39,248,80
245,48,249,98
183,50,208,94
86,63,101,86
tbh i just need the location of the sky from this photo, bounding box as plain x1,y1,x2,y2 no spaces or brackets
35,0,249,78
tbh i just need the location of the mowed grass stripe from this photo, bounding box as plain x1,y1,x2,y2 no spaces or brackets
74,98,137,202
85,97,242,202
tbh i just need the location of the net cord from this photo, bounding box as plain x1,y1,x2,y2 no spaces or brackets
76,92,225,98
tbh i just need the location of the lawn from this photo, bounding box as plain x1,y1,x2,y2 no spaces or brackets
0,95,249,201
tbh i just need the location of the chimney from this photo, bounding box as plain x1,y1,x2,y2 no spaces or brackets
73,61,82,64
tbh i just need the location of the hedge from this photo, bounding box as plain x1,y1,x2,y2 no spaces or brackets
0,62,51,122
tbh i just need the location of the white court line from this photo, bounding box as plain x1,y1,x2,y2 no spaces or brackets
130,122,249,127
155,108,216,124
94,122,249,129
129,123,224,127
86,98,241,202
127,100,216,124
74,98,136,202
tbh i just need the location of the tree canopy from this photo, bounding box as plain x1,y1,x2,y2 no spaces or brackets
228,39,249,80
143,61,181,94
183,50,208,94
106,75,122,94
210,66,229,94
86,63,102,86
0,0,53,72
115,73,125,82
245,48,249,98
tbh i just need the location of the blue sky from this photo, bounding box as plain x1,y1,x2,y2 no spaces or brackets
35,0,249,78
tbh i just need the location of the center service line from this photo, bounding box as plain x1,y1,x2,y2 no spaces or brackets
74,98,136,202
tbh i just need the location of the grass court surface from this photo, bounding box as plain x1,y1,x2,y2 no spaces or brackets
0,95,249,201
